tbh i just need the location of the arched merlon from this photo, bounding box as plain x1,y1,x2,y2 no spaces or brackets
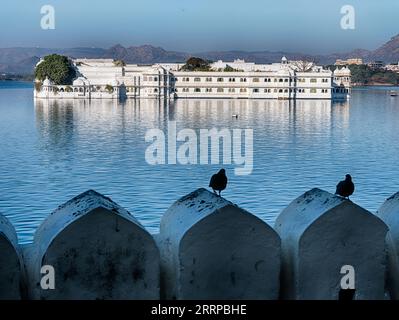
377,192,399,299
0,214,23,299
25,190,160,300
158,188,281,300
275,188,388,300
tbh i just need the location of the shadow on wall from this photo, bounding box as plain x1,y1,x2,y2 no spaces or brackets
0,187,397,300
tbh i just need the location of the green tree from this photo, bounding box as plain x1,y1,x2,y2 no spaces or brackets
180,57,212,71
223,65,243,72
105,84,114,93
35,54,76,85
113,59,126,67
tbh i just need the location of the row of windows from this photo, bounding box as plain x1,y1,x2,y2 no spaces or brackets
177,77,331,83
143,76,160,82
178,88,331,94
333,88,349,93
334,77,350,81
142,76,332,83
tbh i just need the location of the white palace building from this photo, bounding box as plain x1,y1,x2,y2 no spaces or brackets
34,57,351,100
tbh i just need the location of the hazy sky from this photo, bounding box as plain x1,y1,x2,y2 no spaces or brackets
0,0,398,53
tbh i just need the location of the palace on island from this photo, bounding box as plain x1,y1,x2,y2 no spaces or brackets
34,57,351,100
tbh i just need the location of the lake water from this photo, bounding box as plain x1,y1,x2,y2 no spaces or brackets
1,81,399,244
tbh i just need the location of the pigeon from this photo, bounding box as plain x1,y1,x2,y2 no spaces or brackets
335,174,355,199
209,169,228,196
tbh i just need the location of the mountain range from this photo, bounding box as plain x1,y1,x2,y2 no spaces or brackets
1,34,399,75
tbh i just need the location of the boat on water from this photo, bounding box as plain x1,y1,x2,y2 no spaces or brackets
390,90,398,97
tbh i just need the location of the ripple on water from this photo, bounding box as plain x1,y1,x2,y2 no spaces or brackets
1,84,399,243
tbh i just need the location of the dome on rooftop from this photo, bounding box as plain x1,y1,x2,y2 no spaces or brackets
334,67,351,75
43,77,53,86
281,56,289,65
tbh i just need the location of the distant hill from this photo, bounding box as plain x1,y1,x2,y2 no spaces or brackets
369,34,399,63
1,34,399,75
0,47,106,74
103,44,189,64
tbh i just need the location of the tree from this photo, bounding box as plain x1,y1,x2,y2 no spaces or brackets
35,54,76,85
105,84,114,93
113,59,126,67
290,58,317,72
34,82,42,92
180,57,211,71
223,65,243,72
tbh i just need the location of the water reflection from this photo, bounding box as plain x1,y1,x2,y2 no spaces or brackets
34,98,350,135
30,98,353,235
13,88,399,245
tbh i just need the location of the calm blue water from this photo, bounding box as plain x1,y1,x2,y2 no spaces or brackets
1,81,399,244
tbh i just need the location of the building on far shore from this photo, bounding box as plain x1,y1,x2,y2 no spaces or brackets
335,58,363,66
34,57,351,101
367,61,385,70
384,63,399,73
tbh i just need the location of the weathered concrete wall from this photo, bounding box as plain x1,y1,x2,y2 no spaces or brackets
158,188,281,300
377,192,399,299
275,188,388,300
1,188,398,300
24,190,160,300
0,214,23,299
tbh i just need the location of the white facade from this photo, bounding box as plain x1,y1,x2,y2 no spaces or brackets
34,57,351,100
